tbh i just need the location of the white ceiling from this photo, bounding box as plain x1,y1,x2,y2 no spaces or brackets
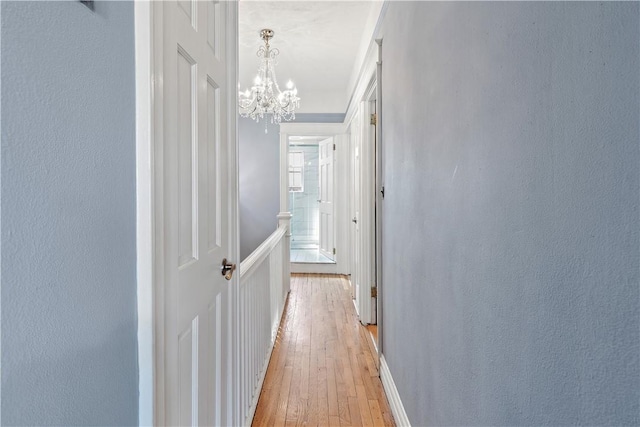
239,1,382,114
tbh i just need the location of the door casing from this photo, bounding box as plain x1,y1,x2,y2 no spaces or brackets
351,82,377,326
344,37,384,358
280,123,350,275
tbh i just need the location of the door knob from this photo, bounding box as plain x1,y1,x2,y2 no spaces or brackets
352,217,358,224
221,258,236,280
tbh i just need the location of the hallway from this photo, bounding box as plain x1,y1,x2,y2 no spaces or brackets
252,274,395,426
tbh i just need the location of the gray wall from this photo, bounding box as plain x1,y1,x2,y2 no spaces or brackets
239,117,280,260
1,2,138,425
293,113,345,123
380,2,639,425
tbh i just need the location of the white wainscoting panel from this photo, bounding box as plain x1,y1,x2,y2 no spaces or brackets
239,226,288,425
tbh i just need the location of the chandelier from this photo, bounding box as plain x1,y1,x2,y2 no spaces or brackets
239,29,300,127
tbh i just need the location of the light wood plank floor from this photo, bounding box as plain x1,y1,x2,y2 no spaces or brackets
252,274,395,427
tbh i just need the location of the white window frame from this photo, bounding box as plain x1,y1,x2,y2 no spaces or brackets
289,150,305,192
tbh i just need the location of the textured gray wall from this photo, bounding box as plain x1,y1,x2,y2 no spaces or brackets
1,2,138,425
239,117,281,260
380,2,639,425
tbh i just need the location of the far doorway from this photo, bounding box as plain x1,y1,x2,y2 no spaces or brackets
289,136,335,264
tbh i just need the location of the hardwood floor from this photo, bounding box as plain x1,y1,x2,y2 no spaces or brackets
252,274,395,426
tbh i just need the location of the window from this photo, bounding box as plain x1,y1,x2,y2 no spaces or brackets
289,151,304,192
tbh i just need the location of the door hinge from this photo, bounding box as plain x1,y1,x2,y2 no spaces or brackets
333,143,336,151
371,287,378,298
333,247,336,255
380,186,385,199
370,113,377,126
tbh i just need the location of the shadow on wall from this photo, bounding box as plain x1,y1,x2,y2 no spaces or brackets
239,118,280,260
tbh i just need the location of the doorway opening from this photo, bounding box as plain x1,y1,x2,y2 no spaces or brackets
288,136,335,264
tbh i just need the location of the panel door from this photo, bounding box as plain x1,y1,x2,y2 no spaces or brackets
161,1,236,425
319,137,335,260
369,100,378,325
351,116,361,305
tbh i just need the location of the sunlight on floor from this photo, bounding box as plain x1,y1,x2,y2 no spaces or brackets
290,248,334,263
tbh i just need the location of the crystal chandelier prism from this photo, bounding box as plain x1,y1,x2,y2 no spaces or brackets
239,29,300,126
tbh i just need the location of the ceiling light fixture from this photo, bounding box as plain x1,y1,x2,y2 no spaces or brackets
239,29,300,131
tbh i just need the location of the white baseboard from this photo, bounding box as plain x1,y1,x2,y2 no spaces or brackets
380,355,411,427
290,262,338,274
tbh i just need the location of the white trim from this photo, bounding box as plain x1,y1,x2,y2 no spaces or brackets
227,2,242,425
344,1,384,104
291,263,339,274
134,2,154,425
344,1,388,122
374,38,384,357
279,131,290,213
240,227,286,277
380,355,411,427
280,123,350,275
279,122,347,136
150,2,167,423
357,98,376,325
238,224,288,425
277,213,292,295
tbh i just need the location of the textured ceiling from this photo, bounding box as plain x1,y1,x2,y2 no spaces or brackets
239,1,377,113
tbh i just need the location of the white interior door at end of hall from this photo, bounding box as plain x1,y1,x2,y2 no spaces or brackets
161,1,235,426
319,137,334,260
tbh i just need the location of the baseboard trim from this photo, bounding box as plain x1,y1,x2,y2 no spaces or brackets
380,355,411,427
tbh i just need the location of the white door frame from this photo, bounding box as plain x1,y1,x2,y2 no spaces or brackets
343,38,384,341
134,3,240,425
374,38,384,357
134,3,154,424
349,112,362,303
350,81,377,326
375,39,384,364
279,122,349,275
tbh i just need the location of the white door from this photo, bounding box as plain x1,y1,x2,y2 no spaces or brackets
158,1,237,425
319,137,335,260
369,100,378,325
351,120,361,304
353,100,376,326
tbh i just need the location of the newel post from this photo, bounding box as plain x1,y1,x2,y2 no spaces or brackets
277,212,292,293
278,130,292,293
